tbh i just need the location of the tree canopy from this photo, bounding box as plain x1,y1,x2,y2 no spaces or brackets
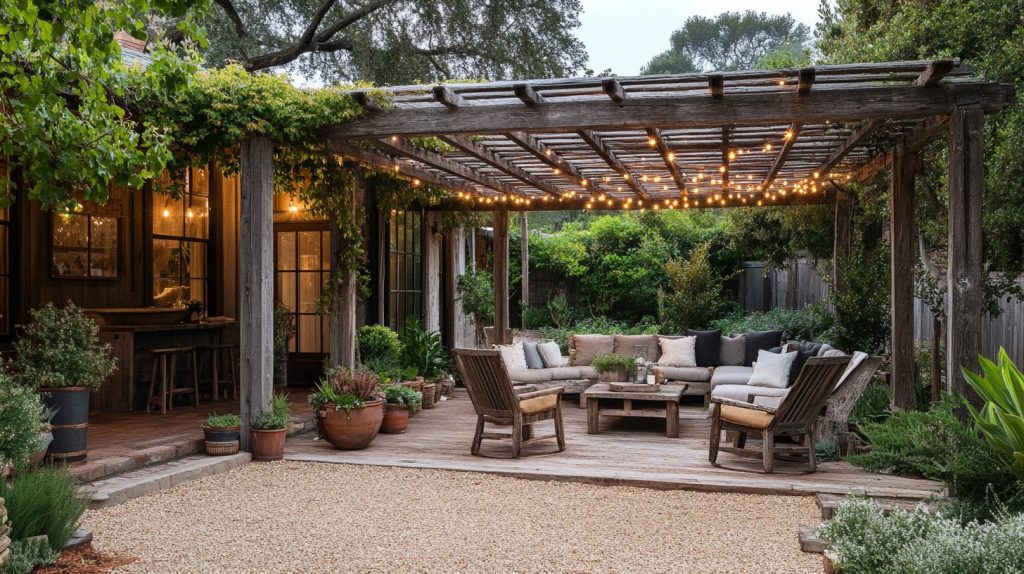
198,0,588,84
641,10,810,74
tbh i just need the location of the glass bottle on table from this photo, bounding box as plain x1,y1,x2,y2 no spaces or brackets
633,345,649,384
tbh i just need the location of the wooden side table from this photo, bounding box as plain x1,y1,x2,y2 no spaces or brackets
583,383,686,438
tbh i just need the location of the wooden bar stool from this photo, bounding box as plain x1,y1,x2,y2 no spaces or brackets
147,347,200,414
202,344,239,401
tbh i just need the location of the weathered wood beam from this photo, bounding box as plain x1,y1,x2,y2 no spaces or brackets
914,60,956,87
330,166,363,369
797,67,816,94
432,85,468,109
832,189,853,291
322,83,1014,139
721,126,732,193
890,143,918,410
504,131,607,195
443,134,562,197
850,116,951,181
352,90,385,112
708,74,724,98
519,213,529,323
577,129,650,200
513,83,545,106
492,209,510,344
645,128,685,194
431,190,835,212
373,137,519,195
816,119,884,178
329,142,478,195
602,78,626,102
760,122,803,192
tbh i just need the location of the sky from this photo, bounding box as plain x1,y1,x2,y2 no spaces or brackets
577,0,823,76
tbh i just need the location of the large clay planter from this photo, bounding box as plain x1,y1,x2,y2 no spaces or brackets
381,404,411,434
318,399,384,450
250,428,287,461
39,386,91,464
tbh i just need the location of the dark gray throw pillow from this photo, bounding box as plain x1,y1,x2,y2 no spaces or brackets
686,329,721,367
522,342,545,369
787,348,817,386
744,330,783,366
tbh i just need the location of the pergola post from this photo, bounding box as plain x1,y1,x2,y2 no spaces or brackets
330,166,364,369
519,212,529,324
239,134,274,449
832,192,853,292
492,209,510,344
890,143,918,410
424,212,441,333
947,105,985,404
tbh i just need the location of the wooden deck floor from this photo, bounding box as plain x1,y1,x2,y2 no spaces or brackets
286,390,944,499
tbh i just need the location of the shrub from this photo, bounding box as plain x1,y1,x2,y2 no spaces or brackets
823,245,891,354
399,318,447,380
456,269,494,325
357,325,402,363
310,368,381,411
251,393,291,430
0,373,45,468
204,413,241,428
0,466,85,552
11,301,116,389
819,497,1024,574
962,348,1024,480
711,304,834,342
659,243,734,332
3,538,59,574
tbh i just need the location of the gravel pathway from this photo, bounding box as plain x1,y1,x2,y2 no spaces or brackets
85,462,822,573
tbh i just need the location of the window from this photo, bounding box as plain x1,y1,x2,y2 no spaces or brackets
51,210,119,279
152,167,210,307
387,210,422,330
275,228,330,354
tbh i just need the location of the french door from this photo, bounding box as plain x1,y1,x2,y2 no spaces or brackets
274,222,330,384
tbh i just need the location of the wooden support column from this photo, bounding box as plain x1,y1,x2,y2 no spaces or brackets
832,192,853,292
424,212,441,333
492,210,510,344
239,134,274,449
947,105,985,404
890,144,918,410
330,166,364,369
519,212,529,321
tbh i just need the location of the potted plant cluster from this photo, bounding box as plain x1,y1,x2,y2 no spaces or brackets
399,318,449,408
273,301,296,388
250,393,291,461
381,384,422,434
593,353,637,383
310,367,384,450
202,413,241,456
10,301,117,464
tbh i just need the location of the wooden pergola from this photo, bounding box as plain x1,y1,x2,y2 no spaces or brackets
236,60,1014,441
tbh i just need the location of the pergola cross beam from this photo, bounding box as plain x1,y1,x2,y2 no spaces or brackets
374,137,519,196
504,131,608,196
760,122,804,192
578,129,650,200
645,128,686,194
443,134,563,197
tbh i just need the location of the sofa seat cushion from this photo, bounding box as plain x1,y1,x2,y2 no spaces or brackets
719,404,774,429
710,365,754,387
519,393,558,414
546,367,583,380
657,366,712,382
507,369,554,383
576,366,599,380
711,384,790,404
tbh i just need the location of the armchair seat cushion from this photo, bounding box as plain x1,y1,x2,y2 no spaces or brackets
719,404,774,429
657,366,712,382
712,384,789,403
710,366,754,387
507,369,554,383
519,393,558,414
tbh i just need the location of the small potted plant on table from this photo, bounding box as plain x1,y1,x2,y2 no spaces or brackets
310,367,384,450
250,394,290,462
593,353,637,383
381,384,422,434
202,413,241,456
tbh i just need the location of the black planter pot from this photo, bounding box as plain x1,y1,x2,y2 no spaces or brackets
203,426,241,443
39,386,91,464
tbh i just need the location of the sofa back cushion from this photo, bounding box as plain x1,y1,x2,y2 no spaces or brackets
659,336,697,367
497,342,528,371
719,334,746,366
613,334,659,362
686,329,721,367
569,334,615,366
522,342,545,369
744,330,783,366
747,349,797,388
538,341,564,368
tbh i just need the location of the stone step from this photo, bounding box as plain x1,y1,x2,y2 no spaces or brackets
78,453,250,508
799,525,827,554
815,493,941,520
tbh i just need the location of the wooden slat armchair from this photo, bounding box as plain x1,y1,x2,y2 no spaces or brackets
709,356,850,473
452,348,566,458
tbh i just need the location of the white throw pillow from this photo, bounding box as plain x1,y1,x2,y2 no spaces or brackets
747,349,797,389
659,336,697,367
833,351,867,391
537,341,564,368
497,342,528,371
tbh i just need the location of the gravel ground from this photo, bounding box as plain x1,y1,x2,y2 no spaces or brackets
85,462,822,574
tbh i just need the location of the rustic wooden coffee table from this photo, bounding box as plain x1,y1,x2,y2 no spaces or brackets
583,383,686,438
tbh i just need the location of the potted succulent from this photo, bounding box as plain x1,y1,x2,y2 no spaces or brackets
381,384,422,434
273,302,296,388
593,353,637,383
250,394,290,462
310,367,384,450
202,413,241,456
10,302,117,464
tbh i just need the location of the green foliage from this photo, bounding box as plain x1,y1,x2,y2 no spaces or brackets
642,10,810,73
2,538,59,574
847,399,1024,520
0,466,85,552
382,384,423,409
399,319,448,380
11,302,116,390
592,353,637,376
204,413,241,429
357,325,403,381
456,269,495,326
660,243,734,332
522,292,574,330
815,438,840,462
724,206,835,270
0,372,45,469
819,497,1024,574
823,244,891,354
310,367,381,412
273,301,296,362
711,305,834,342
849,379,893,425
252,393,291,430
0,0,206,208
962,348,1024,480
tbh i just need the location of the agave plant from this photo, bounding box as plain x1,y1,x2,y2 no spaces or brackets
962,347,1024,479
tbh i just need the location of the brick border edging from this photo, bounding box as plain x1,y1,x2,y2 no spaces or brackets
71,437,205,484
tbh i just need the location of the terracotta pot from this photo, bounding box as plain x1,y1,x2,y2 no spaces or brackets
381,403,410,434
39,386,91,464
318,399,384,450
29,431,53,466
250,428,287,461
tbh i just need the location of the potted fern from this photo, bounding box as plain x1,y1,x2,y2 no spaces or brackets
310,367,383,450
11,302,116,464
593,353,637,383
250,394,291,461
